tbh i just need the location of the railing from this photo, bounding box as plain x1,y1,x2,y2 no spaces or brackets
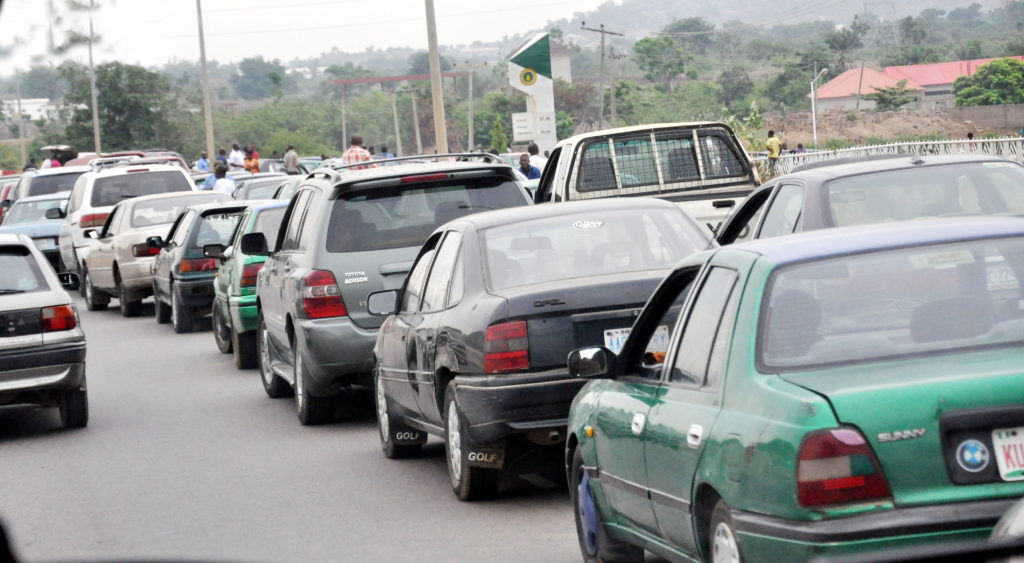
751,137,1024,181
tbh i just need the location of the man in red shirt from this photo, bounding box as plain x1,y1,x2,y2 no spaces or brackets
340,135,374,170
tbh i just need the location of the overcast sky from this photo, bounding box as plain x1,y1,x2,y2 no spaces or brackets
0,0,609,76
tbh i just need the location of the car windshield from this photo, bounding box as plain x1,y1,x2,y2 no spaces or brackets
26,171,84,197
130,195,223,228
190,209,245,249
761,236,1024,370
4,198,65,224
482,208,708,290
0,246,47,293
325,175,527,252
238,178,284,200
827,162,1024,227
91,171,191,207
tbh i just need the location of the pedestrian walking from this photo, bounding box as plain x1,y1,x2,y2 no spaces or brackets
766,130,781,174
340,135,374,170
283,145,300,175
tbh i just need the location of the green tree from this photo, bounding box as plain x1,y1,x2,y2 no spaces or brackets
632,36,692,93
555,110,575,139
716,67,754,114
489,115,508,153
407,51,452,75
231,57,291,100
953,57,1024,106
662,17,715,55
862,79,919,111
18,66,67,99
824,19,866,72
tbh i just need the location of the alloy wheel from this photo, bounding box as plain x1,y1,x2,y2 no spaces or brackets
447,406,462,480
712,521,741,563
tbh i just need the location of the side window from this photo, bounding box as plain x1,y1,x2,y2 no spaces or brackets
576,139,616,193
170,211,194,246
447,253,464,308
637,268,699,378
704,286,740,390
758,184,805,239
402,249,436,313
421,232,462,312
230,211,252,249
669,267,738,385
101,206,120,237
281,191,312,251
297,192,321,250
697,132,745,179
69,177,87,211
535,147,561,202
723,187,773,244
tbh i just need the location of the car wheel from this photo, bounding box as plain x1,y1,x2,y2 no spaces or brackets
709,500,744,563
59,389,89,429
118,278,141,317
258,313,291,398
375,367,422,459
212,302,232,353
293,339,332,426
571,447,643,563
74,250,85,297
171,286,193,334
444,383,498,501
233,329,257,369
83,270,108,311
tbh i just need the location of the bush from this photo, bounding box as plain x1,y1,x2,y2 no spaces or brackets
846,111,858,122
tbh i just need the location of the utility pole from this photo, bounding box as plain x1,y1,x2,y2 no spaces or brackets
87,0,101,153
581,21,624,130
453,62,488,150
196,0,215,165
392,92,403,157
607,48,627,127
811,66,828,149
341,89,348,149
411,90,423,154
424,0,448,153
16,75,26,167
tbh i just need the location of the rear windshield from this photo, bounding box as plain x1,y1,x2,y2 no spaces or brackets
326,175,527,253
26,171,84,197
761,236,1024,370
131,195,224,228
190,209,245,249
482,208,709,290
91,171,191,207
827,162,1024,227
239,178,284,200
4,198,66,224
0,246,47,293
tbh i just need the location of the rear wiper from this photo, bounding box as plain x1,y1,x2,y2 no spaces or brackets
0,289,26,295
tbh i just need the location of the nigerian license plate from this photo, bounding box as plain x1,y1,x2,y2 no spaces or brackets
991,427,1024,481
603,325,669,355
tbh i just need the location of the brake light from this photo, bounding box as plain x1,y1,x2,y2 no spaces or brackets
302,269,347,318
484,320,529,373
80,213,109,228
179,258,217,273
132,242,160,257
241,262,264,287
41,305,77,332
126,168,150,173
400,173,450,183
797,427,891,507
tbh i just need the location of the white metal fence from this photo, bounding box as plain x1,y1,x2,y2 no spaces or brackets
751,136,1024,180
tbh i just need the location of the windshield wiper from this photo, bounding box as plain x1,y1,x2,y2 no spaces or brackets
0,289,26,295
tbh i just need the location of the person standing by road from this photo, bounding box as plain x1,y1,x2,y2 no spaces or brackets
244,148,260,173
228,143,246,171
340,135,374,170
216,149,228,166
212,163,235,195
528,142,547,171
380,146,395,158
196,151,210,172
283,145,300,175
766,130,782,174
518,153,541,179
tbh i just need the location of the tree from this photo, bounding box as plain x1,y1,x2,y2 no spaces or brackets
663,17,715,55
632,36,692,93
18,66,67,100
716,67,754,114
824,18,867,72
899,16,928,46
953,58,1024,106
323,62,377,99
862,79,919,111
231,57,291,100
407,52,452,76
489,115,508,153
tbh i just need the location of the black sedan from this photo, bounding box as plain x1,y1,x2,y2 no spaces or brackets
368,197,712,501
716,154,1024,244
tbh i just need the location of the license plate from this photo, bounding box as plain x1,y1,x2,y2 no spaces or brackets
33,237,57,251
991,427,1024,481
603,325,669,355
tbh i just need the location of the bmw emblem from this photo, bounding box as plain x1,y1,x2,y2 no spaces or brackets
956,439,990,473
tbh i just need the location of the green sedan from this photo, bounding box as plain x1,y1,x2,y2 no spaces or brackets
566,216,1024,562
209,200,288,369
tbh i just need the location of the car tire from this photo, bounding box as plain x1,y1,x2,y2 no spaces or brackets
375,367,422,459
59,389,89,429
571,447,643,563
293,338,332,426
74,250,85,297
233,329,257,369
258,313,291,398
444,383,499,501
155,295,171,324
212,302,232,353
708,500,744,563
83,270,108,311
118,278,141,317
171,285,193,334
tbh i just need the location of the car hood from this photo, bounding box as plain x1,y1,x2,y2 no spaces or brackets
0,220,61,238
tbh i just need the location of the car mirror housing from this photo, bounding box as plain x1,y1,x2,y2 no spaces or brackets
240,232,269,256
203,243,226,260
367,289,399,316
569,346,616,379
146,235,165,249
45,207,65,219
58,271,80,291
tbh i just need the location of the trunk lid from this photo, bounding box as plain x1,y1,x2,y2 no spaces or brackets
332,249,417,330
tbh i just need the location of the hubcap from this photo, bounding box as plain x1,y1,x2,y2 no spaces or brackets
577,470,599,557
294,351,305,411
259,325,273,385
376,374,390,439
712,521,740,563
447,405,462,480
171,292,179,329
85,273,93,303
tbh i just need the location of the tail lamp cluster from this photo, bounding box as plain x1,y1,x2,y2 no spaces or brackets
132,243,160,257
484,320,529,374
240,263,264,288
42,305,77,332
301,270,347,319
797,427,891,507
80,213,109,229
179,258,218,273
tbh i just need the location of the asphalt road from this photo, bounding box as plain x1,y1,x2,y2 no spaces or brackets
0,296,585,562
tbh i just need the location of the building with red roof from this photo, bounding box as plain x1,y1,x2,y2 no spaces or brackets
811,67,922,112
884,56,1024,108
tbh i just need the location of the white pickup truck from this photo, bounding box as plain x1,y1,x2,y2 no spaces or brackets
532,122,760,233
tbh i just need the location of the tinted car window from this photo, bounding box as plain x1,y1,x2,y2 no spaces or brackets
238,178,285,200
759,184,804,238
170,211,195,246
25,172,85,197
402,249,436,313
252,207,287,252
0,246,47,293
421,232,462,312
190,210,245,249
281,191,312,251
325,176,526,253
91,171,190,207
4,198,65,224
131,195,222,228
670,268,738,385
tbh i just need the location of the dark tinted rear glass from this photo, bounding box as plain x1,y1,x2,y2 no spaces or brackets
190,209,246,249
91,171,191,207
326,175,526,253
26,171,85,197
0,246,47,293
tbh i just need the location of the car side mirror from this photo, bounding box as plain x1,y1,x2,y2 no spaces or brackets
203,243,227,260
84,229,98,239
146,235,166,249
568,346,616,379
0,200,10,210
58,271,80,291
240,232,269,256
45,207,65,219
367,289,399,316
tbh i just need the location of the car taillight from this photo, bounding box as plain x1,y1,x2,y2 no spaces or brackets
400,173,450,183
179,258,217,273
41,305,77,332
132,242,161,257
797,427,891,507
241,262,264,287
301,269,346,319
80,213,109,228
484,320,529,374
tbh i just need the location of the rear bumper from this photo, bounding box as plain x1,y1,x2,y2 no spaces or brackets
174,275,216,309
119,259,155,292
228,293,259,334
0,341,87,399
296,317,378,397
453,369,586,444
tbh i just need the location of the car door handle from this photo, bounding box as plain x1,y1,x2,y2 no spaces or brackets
631,413,646,436
687,424,704,448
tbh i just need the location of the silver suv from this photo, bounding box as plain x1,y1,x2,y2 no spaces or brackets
241,155,531,425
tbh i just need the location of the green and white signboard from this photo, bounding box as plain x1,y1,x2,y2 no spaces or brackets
508,33,557,152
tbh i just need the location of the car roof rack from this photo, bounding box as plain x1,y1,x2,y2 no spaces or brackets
329,152,504,172
89,155,141,170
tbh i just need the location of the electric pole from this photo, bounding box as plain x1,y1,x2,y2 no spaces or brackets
581,22,624,130
196,0,215,165
392,92,403,157
424,0,448,153
607,48,627,127
453,62,488,150
87,0,101,154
